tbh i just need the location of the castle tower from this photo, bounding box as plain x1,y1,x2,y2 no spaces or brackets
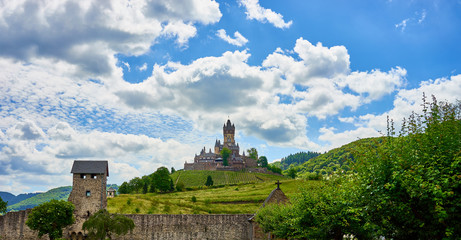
223,119,235,146
67,160,108,238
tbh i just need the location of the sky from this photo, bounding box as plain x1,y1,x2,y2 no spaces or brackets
1,0,460,194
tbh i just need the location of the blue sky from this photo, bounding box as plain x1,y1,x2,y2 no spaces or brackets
1,0,460,194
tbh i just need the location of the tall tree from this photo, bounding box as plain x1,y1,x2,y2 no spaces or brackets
258,156,268,168
0,196,7,214
83,209,135,240
247,148,258,160
25,200,75,240
152,166,173,192
221,147,232,166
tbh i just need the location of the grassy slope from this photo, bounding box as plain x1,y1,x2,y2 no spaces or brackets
7,186,72,212
108,179,320,215
171,170,286,188
294,137,383,177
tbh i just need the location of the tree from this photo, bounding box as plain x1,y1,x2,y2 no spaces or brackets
82,209,135,240
118,181,130,194
255,179,370,239
152,167,173,192
287,168,297,179
205,175,214,187
221,147,231,166
353,95,461,239
0,196,7,214
258,156,268,168
25,200,75,240
247,148,258,160
171,167,176,173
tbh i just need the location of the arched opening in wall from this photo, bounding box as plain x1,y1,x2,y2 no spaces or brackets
70,232,77,240
87,211,91,218
77,232,84,240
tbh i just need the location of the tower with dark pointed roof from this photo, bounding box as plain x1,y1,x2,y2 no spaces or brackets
67,160,109,238
223,119,235,146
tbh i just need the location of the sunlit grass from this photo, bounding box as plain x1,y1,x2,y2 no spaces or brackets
108,179,322,214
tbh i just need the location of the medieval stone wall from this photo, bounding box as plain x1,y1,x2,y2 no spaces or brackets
0,212,256,240
116,214,254,240
0,210,47,240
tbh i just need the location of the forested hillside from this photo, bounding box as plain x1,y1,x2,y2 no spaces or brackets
271,151,321,170
272,137,384,179
7,186,72,212
0,192,41,206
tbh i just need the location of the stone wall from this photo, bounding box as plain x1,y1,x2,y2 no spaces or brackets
0,210,47,240
1,212,256,240
116,214,254,240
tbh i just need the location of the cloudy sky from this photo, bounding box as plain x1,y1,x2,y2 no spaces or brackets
1,0,460,194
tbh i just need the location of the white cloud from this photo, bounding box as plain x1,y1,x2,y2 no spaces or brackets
0,0,221,76
122,62,131,72
318,74,461,149
396,18,409,32
418,9,427,24
319,127,380,151
138,63,148,72
0,120,196,194
238,0,292,29
338,67,407,103
216,29,249,47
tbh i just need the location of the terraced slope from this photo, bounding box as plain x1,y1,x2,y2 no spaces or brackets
171,170,286,188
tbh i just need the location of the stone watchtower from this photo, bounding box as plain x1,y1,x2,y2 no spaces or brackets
67,160,109,238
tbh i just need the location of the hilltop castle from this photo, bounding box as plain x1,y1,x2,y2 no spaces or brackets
184,119,258,171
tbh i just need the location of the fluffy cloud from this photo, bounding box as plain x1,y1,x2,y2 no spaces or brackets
319,74,461,149
0,0,221,76
338,67,407,103
238,0,292,29
216,29,248,46
0,121,196,194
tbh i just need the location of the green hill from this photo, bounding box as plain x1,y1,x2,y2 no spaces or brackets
7,186,72,212
108,179,318,215
271,151,321,171
171,170,287,188
278,137,384,178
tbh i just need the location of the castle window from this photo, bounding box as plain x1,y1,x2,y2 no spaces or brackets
80,174,86,179
91,174,96,179
86,191,91,197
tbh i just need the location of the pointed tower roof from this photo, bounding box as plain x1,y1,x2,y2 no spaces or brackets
223,119,235,131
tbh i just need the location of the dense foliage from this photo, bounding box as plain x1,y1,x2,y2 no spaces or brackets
221,147,232,166
256,96,461,239
272,151,321,170
0,196,6,214
83,209,135,240
353,96,461,239
25,200,75,240
119,167,174,194
258,156,268,168
247,147,258,160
